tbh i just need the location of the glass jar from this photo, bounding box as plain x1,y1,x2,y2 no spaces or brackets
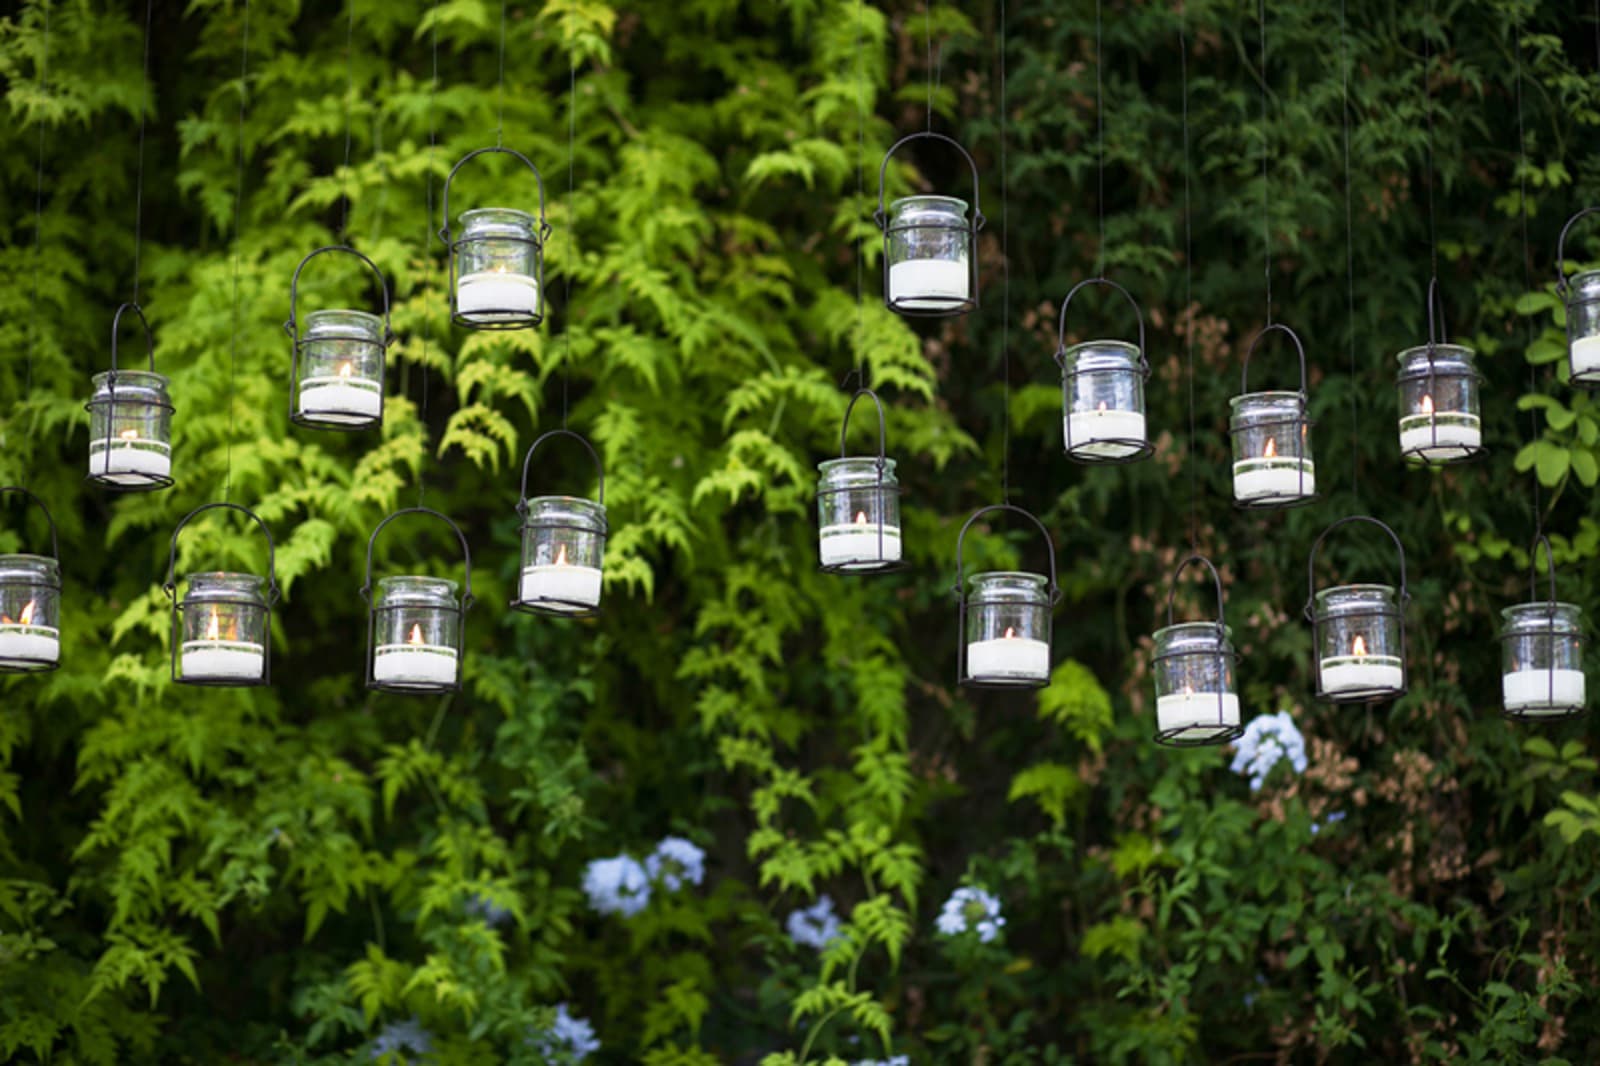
296,309,385,428
372,576,462,689
0,554,61,671
1312,584,1404,701
816,458,901,571
885,195,972,314
1500,602,1586,719
1565,269,1600,387
1229,391,1314,506
1152,622,1240,744
1060,341,1149,462
517,497,607,613
454,208,542,326
963,571,1052,685
1396,344,1482,463
179,572,269,684
87,369,173,488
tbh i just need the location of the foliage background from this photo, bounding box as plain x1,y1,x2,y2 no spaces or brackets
2,0,1600,1061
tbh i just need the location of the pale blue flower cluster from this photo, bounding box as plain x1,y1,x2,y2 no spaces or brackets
936,886,1005,943
645,835,706,892
529,1003,600,1062
786,893,843,950
1311,809,1348,835
464,892,511,928
1229,710,1308,790
582,855,651,917
371,1017,432,1061
853,1057,910,1066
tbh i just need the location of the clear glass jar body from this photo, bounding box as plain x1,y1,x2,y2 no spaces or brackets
0,554,61,669
1152,622,1239,743
1565,269,1600,386
518,497,607,612
1313,584,1404,700
1396,344,1482,462
816,458,901,570
1061,341,1148,461
964,571,1051,683
1230,391,1314,504
179,572,269,682
372,576,461,688
297,309,385,427
455,208,541,325
1500,602,1586,717
886,195,972,313
88,369,173,487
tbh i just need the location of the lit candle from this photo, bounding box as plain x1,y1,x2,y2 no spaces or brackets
457,268,539,321
373,622,460,686
181,606,266,681
519,542,603,611
1398,394,1481,459
1503,666,1586,715
819,510,903,568
88,428,172,484
1233,436,1315,502
0,599,59,667
888,257,969,310
966,626,1051,681
1318,634,1403,696
1572,335,1600,378
298,361,382,423
1156,686,1242,739
1065,401,1147,459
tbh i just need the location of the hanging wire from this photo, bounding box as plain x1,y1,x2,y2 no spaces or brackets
1422,0,1438,285
1513,10,1543,554
339,0,356,237
419,0,440,509
495,0,508,146
1180,7,1197,550
1094,0,1106,278
562,56,576,429
855,0,865,388
925,2,933,130
26,0,51,410
1258,0,1273,324
999,0,1010,504
1341,0,1359,497
224,0,253,504
131,0,153,305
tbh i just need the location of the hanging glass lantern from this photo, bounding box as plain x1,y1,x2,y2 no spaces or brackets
816,389,904,574
285,245,392,431
165,503,277,686
87,303,174,491
1556,206,1600,387
1152,554,1243,747
363,507,473,693
1306,515,1409,703
440,147,550,330
0,487,62,674
1054,277,1152,463
512,430,607,617
954,504,1059,688
1230,323,1315,508
874,132,984,317
1500,536,1587,721
1397,279,1483,464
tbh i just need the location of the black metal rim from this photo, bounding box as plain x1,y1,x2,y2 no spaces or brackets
959,673,1051,691
86,470,176,492
0,657,61,675
1234,491,1320,511
1154,721,1246,748
509,596,603,619
1065,437,1154,465
884,292,977,318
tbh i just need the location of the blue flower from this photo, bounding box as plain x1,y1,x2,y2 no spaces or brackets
530,1003,600,1062
936,885,1005,943
786,894,843,950
854,1058,910,1066
371,1017,432,1061
645,835,706,891
582,855,651,917
464,892,512,927
1229,710,1308,791
1311,809,1348,836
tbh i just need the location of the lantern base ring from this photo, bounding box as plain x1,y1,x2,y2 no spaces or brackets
1500,703,1588,723
1234,491,1318,512
884,293,977,318
367,678,462,695
85,470,175,492
289,411,381,433
1398,441,1485,466
1064,437,1154,465
0,657,60,675
1153,721,1246,748
818,558,911,576
1312,684,1405,705
509,595,602,619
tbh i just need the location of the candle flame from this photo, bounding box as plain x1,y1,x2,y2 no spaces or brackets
18,601,35,627
337,362,354,379
1419,394,1434,416
853,511,869,525
1352,634,1368,658
1003,626,1016,640
1264,437,1278,459
1097,400,1108,412
407,623,425,646
205,607,221,642
119,428,139,441
554,543,570,567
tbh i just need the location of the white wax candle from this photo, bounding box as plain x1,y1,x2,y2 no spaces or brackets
966,636,1050,681
1398,414,1481,460
0,625,60,667
819,524,903,568
1065,409,1147,460
888,258,969,310
457,272,539,321
1156,691,1242,740
1318,655,1403,696
299,377,382,423
88,439,172,485
519,565,603,610
1232,458,1315,502
373,644,460,686
1503,668,1586,715
1571,335,1600,378
181,641,266,681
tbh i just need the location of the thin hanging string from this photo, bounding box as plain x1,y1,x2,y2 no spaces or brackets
1258,0,1273,324
854,0,865,389
562,57,576,429
419,0,439,509
925,2,933,130
999,0,1010,504
131,0,152,305
1094,0,1105,278
494,0,508,146
1513,12,1543,555
339,0,356,237
1180,9,1197,550
224,0,252,504
1341,0,1358,497
1422,0,1438,287
26,0,50,410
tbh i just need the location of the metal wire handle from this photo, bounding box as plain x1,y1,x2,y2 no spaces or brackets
361,506,474,608
517,429,605,510
1164,552,1225,629
1425,275,1449,347
872,131,987,231
1240,320,1309,395
1304,513,1409,618
1555,206,1600,294
164,502,280,604
0,486,60,559
839,388,889,462
1053,276,1147,367
283,244,395,343
439,145,552,243
1530,533,1559,606
110,302,156,373
953,503,1060,599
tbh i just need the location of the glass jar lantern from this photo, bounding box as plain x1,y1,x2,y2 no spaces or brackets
1500,537,1587,721
1152,555,1243,747
1230,324,1315,508
165,503,278,687
1556,207,1600,387
0,487,62,674
87,303,174,491
817,389,903,574
512,430,608,617
363,507,473,693
954,505,1058,689
1055,278,1152,463
1396,281,1483,464
286,246,392,431
875,132,984,317
1306,517,1409,704
441,147,550,330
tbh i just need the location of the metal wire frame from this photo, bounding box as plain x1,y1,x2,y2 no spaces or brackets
1500,534,1588,723
873,131,986,318
953,503,1061,690
0,486,62,675
1231,321,1317,510
817,388,907,575
439,146,552,331
164,502,279,688
1152,553,1244,747
1304,514,1410,704
1397,277,1485,467
362,506,474,693
1054,276,1154,465
86,302,175,492
283,245,394,432
511,429,608,618
1555,205,1600,388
